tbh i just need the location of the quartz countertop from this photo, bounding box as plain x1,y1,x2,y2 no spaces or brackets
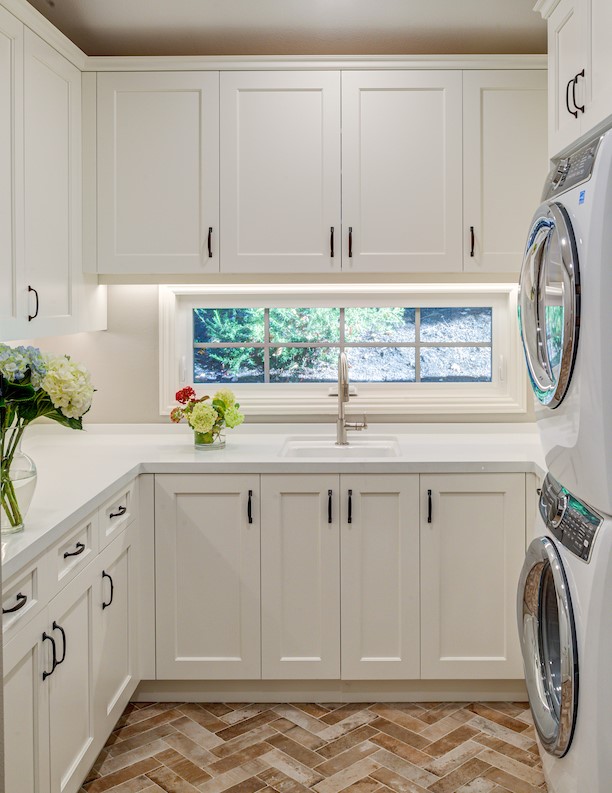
2,423,545,581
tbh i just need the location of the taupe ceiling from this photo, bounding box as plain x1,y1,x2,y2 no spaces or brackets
26,0,546,57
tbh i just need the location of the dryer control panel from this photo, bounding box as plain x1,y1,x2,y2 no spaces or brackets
539,474,603,562
542,136,602,200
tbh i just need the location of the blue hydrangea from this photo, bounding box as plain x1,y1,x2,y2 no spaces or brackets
0,343,47,389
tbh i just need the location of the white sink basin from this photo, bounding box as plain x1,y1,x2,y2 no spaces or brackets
279,435,401,458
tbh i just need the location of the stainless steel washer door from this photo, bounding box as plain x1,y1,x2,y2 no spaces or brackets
518,202,580,408
517,537,578,757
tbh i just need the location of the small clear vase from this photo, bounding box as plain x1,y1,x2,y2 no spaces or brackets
194,428,226,450
1,429,37,534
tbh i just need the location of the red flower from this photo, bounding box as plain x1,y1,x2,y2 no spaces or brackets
175,386,196,404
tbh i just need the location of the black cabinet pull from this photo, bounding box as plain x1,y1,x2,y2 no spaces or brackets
63,541,85,559
207,226,213,258
572,69,585,114
348,489,353,524
427,489,432,524
247,490,253,524
102,570,114,610
566,76,578,118
109,505,127,519
52,621,67,665
348,227,353,258
330,226,334,258
328,489,332,524
3,592,27,614
28,285,39,321
42,631,57,680
469,226,475,257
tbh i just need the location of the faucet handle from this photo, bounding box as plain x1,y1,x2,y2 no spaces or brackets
346,415,368,431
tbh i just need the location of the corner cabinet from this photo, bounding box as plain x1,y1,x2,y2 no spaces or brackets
220,71,341,274
420,473,525,679
542,0,612,156
341,71,462,273
154,474,261,679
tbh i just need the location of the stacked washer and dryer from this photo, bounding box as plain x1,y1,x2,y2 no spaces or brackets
517,130,612,793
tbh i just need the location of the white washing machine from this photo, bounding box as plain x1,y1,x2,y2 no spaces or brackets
518,129,612,515
517,474,612,793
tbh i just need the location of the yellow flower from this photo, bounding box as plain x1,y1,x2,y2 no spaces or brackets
213,387,236,408
188,402,218,434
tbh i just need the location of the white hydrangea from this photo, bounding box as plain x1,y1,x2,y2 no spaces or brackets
42,355,94,419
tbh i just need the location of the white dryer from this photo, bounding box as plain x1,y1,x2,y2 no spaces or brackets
518,130,612,515
517,474,612,793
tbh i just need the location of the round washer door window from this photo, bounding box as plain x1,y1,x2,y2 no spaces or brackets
518,202,580,408
517,537,578,757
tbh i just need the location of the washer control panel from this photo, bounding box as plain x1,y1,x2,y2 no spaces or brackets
539,474,603,562
542,136,602,200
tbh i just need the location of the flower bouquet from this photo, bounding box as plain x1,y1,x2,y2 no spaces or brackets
0,344,94,533
170,387,244,449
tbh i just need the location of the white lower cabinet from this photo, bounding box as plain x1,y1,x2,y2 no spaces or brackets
261,474,340,679
420,473,526,679
155,474,261,679
341,474,420,680
94,526,138,737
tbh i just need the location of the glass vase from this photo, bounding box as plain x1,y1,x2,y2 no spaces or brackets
194,428,226,450
1,428,37,534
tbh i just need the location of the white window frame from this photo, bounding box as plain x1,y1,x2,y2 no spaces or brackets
159,283,526,417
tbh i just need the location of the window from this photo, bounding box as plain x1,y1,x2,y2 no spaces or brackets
192,307,493,384
160,284,525,416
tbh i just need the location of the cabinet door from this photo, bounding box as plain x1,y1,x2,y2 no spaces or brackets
3,609,51,793
94,525,138,738
155,474,260,679
341,474,420,679
341,71,462,273
547,0,585,156
420,473,525,679
0,7,24,340
220,71,341,273
463,71,548,273
97,72,219,274
47,566,98,793
261,474,340,679
584,0,612,133
23,29,80,336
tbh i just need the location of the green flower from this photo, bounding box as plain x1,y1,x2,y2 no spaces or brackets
224,405,244,429
213,387,236,408
188,402,218,434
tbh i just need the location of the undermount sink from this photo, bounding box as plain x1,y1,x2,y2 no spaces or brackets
279,435,401,458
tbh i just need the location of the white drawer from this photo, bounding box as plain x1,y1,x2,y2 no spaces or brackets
54,512,99,590
2,553,52,638
98,479,138,549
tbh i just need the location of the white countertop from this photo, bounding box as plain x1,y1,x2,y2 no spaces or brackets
2,422,545,581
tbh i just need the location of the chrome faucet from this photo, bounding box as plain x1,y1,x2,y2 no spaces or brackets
336,352,367,445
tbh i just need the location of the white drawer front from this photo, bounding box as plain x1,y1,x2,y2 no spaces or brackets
55,512,99,588
2,553,51,638
99,479,138,548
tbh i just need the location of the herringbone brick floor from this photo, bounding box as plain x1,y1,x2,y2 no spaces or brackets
80,701,548,793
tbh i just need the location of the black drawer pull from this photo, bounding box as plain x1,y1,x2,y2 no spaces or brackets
28,285,39,321
52,621,67,665
330,226,335,258
348,227,353,258
102,570,114,610
328,489,332,524
572,69,585,114
42,632,57,680
427,489,432,524
63,541,85,559
109,505,127,519
207,226,213,258
248,490,253,524
566,76,578,118
3,592,27,614
348,489,353,524
470,226,475,257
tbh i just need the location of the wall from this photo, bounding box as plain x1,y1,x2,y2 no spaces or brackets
26,285,536,425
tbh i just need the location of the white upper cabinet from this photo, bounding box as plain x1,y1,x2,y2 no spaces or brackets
23,30,81,337
463,71,548,273
543,0,612,156
220,71,341,274
341,71,463,273
0,7,23,339
97,72,220,274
